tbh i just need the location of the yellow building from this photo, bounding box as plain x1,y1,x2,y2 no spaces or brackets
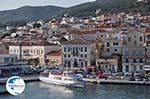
9,41,60,65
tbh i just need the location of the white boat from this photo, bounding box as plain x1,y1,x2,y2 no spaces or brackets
39,70,84,88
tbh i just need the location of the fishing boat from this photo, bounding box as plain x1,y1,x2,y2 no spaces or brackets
39,70,84,88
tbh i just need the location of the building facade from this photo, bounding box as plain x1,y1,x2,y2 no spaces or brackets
96,58,118,73
9,41,60,65
144,29,150,72
61,38,92,69
0,54,29,76
122,47,145,73
46,51,62,66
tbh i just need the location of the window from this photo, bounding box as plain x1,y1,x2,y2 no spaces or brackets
126,59,129,63
64,61,67,65
85,47,87,52
41,50,43,54
139,59,143,63
114,49,118,52
68,54,70,58
140,37,142,42
81,47,83,52
73,47,75,53
140,65,143,71
76,47,78,52
113,42,118,46
133,66,136,72
85,54,87,58
128,37,131,42
13,49,16,53
106,42,110,47
31,50,33,53
81,54,83,58
134,40,137,46
126,65,129,72
64,47,66,52
4,58,10,63
64,54,66,58
85,61,88,67
68,47,70,52
107,49,110,52
133,59,136,63
16,49,18,53
23,49,29,54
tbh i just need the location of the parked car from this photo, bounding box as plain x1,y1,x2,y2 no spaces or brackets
129,76,136,81
97,74,107,79
135,75,143,81
86,73,96,79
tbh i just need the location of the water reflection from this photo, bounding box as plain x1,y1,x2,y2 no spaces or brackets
38,82,74,94
0,82,150,99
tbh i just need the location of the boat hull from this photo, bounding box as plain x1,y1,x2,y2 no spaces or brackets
39,76,84,88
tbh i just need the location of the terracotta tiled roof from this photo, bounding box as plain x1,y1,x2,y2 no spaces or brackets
9,41,58,46
141,18,150,23
71,28,107,35
46,51,61,56
62,38,90,45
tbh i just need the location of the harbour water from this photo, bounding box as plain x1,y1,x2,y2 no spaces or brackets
1,82,150,99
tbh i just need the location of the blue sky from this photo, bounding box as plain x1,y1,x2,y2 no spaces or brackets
0,0,96,11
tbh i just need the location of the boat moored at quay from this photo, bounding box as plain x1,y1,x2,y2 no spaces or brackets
39,69,85,88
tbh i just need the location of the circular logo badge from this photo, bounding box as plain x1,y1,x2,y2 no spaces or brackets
6,76,25,96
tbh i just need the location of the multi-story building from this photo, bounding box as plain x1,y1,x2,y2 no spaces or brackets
125,28,144,47
9,41,60,65
70,29,108,42
119,27,145,73
102,37,122,57
144,28,150,72
100,26,145,73
61,38,92,69
122,47,145,73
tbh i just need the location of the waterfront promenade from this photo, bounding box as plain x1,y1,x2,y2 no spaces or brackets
83,78,150,85
1,75,150,85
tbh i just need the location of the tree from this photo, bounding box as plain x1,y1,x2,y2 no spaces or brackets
33,23,41,29
9,28,17,33
27,58,40,66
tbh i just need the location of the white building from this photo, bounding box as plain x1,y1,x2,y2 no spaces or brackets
144,29,150,72
122,47,145,73
102,37,122,57
61,38,92,69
